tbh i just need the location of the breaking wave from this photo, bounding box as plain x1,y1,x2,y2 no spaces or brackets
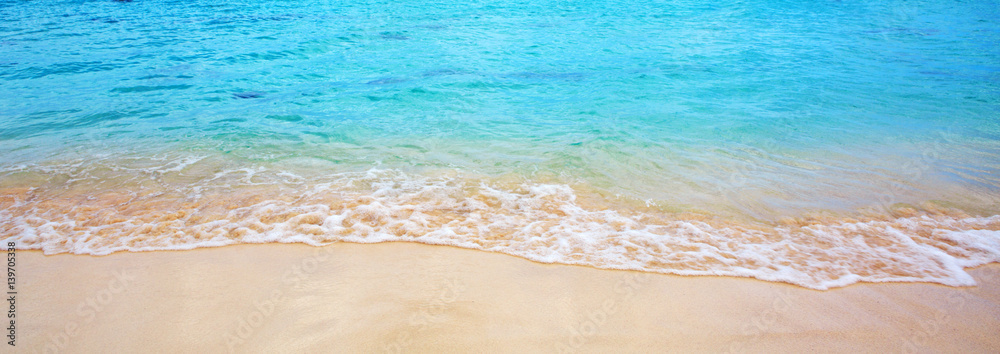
3,166,999,290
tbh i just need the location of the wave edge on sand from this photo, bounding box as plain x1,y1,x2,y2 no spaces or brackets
4,168,1000,290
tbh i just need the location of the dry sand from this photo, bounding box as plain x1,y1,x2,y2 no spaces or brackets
15,242,1000,353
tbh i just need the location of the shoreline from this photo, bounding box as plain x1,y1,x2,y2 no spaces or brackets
18,242,1000,352
7,171,1000,290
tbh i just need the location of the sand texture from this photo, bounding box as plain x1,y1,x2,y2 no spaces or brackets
17,242,1000,353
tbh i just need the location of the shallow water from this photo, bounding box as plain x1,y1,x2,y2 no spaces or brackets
2,0,1000,289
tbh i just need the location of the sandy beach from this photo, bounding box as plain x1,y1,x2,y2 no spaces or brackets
5,1,1000,353
17,242,1000,353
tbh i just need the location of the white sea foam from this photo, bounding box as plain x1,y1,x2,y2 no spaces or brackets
2,168,999,290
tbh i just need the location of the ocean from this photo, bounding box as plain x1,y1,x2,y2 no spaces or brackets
2,0,999,289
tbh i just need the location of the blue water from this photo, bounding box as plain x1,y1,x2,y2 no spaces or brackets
3,0,1000,210
2,0,1000,288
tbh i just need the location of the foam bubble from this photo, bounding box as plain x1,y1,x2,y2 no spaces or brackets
3,168,1000,289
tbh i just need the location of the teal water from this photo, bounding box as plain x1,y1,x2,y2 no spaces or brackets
2,0,1000,289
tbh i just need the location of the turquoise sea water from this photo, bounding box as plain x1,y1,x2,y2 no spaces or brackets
2,0,1000,289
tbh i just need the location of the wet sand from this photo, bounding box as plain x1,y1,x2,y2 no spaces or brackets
17,242,1000,353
